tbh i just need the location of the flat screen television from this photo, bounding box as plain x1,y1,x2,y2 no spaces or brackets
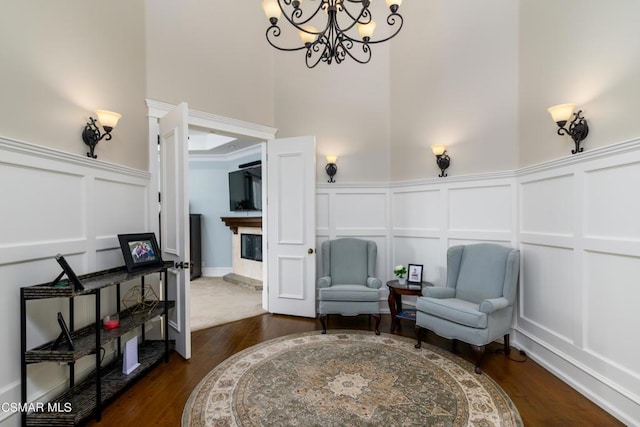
229,166,262,211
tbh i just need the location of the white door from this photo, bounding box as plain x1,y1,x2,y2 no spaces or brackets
267,136,316,317
158,102,191,359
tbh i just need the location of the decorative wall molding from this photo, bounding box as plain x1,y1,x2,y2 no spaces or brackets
0,137,152,426
518,136,640,177
145,99,278,141
0,136,150,180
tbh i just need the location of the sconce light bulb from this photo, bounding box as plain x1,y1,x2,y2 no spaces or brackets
431,144,446,156
547,103,575,124
95,110,121,130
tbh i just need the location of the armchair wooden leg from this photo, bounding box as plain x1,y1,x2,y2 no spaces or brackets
471,345,486,374
372,314,381,335
415,326,425,348
319,314,328,334
504,334,511,355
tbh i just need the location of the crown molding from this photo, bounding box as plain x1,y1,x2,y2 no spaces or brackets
0,136,150,180
145,99,278,141
518,136,640,177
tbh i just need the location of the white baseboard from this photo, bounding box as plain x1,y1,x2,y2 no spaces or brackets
201,267,232,277
514,329,636,426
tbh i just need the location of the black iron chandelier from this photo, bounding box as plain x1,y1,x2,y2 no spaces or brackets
262,0,404,68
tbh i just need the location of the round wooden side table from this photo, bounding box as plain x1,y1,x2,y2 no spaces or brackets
387,279,434,333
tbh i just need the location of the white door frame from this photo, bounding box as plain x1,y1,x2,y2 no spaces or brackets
146,99,278,311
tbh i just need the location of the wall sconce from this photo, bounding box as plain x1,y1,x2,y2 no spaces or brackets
325,155,338,183
431,145,450,178
547,103,589,154
82,110,121,158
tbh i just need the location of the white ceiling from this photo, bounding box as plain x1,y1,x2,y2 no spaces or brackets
188,127,262,156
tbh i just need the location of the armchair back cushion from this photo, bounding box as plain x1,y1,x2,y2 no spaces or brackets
322,238,376,285
448,244,517,304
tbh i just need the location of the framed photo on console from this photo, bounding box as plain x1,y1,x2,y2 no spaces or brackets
118,233,164,272
407,264,424,285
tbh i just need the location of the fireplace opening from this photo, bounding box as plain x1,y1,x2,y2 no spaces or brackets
241,234,262,262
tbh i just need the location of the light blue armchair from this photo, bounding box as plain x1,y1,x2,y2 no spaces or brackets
317,238,382,334
415,243,520,373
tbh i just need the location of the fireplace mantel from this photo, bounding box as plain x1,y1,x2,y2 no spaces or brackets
221,216,262,234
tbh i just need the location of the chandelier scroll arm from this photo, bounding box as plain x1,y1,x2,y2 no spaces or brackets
265,26,309,52
359,13,404,45
278,0,326,28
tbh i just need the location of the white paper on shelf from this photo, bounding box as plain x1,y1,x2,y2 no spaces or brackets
123,336,141,375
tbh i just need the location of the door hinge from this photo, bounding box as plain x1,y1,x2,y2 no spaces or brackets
158,192,161,203
157,134,160,145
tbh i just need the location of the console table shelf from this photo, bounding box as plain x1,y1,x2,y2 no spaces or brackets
20,261,174,426
25,301,175,364
25,340,173,427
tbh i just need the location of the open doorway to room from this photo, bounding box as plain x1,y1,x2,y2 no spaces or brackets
187,126,267,331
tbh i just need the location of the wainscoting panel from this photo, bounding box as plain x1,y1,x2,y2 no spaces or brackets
0,138,151,426
517,139,640,426
333,191,387,232
448,184,512,233
94,178,149,238
316,186,390,311
518,243,575,344
316,192,330,236
0,163,85,250
584,161,640,240
391,189,441,232
584,250,640,389
520,173,575,236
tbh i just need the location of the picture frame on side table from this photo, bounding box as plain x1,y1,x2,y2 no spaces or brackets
118,233,164,273
407,264,424,285
53,254,85,291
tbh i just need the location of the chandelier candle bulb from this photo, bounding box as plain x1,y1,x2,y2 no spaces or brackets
262,0,281,23
358,21,377,40
300,25,319,45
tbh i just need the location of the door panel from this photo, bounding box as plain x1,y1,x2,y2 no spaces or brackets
267,136,316,317
158,102,191,359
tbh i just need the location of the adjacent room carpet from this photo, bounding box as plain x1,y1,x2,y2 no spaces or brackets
182,330,523,426
190,277,265,331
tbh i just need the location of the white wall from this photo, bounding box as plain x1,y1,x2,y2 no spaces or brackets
389,0,519,181
144,0,275,129
0,1,147,169
0,138,151,426
519,0,640,167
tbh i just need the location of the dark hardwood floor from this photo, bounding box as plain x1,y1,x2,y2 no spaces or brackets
87,314,623,426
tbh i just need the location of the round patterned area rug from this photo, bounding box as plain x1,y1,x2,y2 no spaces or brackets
182,331,523,426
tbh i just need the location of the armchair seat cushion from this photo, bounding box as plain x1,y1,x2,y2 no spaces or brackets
416,297,487,329
320,284,380,302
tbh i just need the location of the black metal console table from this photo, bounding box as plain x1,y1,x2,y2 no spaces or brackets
20,261,174,426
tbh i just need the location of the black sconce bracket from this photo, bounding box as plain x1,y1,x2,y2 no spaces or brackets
82,117,113,159
325,162,337,183
556,110,589,154
436,152,450,178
